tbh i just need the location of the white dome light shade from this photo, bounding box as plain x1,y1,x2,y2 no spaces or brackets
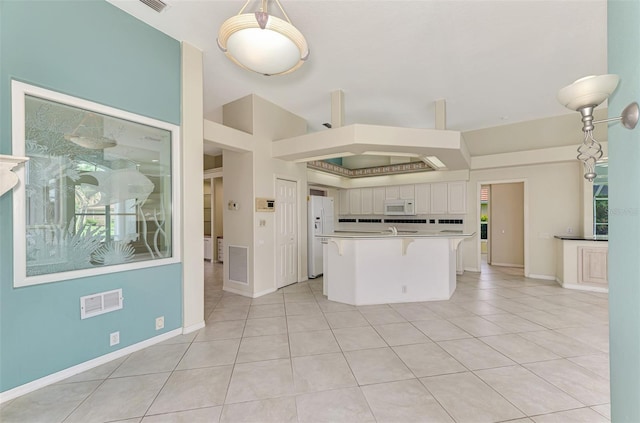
218,13,309,76
227,28,301,75
557,74,620,111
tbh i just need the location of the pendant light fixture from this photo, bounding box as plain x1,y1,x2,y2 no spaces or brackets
557,74,639,181
64,113,117,150
217,0,309,76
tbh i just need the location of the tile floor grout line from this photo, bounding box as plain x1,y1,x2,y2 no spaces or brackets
59,376,110,423
7,262,612,422
140,330,198,419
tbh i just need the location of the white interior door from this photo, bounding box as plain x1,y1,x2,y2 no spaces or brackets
276,178,298,288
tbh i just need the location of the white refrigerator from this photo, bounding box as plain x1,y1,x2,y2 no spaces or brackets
308,195,334,278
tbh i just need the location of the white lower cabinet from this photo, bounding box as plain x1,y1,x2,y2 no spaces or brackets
217,237,224,262
578,247,608,286
204,237,213,261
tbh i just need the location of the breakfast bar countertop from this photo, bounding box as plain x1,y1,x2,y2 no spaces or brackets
554,235,608,242
319,230,475,239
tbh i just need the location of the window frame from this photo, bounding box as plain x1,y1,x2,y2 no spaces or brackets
11,80,181,287
592,162,609,236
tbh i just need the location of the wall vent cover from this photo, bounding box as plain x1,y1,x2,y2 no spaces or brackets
80,289,123,319
228,245,248,285
139,0,168,13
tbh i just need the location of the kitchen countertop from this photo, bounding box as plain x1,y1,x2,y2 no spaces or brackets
554,235,608,242
319,231,475,239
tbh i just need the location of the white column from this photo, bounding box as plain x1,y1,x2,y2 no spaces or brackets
181,42,205,333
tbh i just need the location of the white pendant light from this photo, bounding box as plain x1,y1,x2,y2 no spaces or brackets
557,74,639,181
217,0,309,76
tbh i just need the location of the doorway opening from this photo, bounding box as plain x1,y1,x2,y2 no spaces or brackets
477,180,527,276
204,169,223,264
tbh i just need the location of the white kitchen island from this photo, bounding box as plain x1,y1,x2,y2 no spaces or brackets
321,231,475,305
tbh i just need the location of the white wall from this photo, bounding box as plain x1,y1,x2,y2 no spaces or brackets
222,150,255,296
181,42,204,332
220,95,308,297
252,96,308,293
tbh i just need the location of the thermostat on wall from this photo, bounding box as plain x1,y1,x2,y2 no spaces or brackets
256,198,275,212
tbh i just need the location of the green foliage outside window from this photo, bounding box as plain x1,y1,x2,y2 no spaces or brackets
593,162,608,236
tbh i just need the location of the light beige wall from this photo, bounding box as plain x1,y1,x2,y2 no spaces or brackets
181,42,204,332
204,154,222,170
221,95,308,297
222,150,254,296
222,96,254,135
253,95,307,141
464,161,583,278
490,182,524,267
251,96,308,294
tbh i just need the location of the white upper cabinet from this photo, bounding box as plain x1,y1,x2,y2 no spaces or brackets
399,184,415,200
360,188,373,215
349,188,362,215
430,183,448,214
415,183,431,214
447,181,467,214
373,187,386,214
338,189,350,215
338,182,465,215
430,182,466,214
385,186,400,200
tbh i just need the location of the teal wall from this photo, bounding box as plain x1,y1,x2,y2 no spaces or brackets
0,1,183,392
608,0,640,420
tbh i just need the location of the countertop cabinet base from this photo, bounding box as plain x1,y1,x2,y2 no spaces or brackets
578,247,608,286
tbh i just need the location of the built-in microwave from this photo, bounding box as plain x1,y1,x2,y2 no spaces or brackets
384,199,416,216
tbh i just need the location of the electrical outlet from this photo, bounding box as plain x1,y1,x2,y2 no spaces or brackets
567,227,574,234
155,316,164,330
402,285,407,294
110,331,120,346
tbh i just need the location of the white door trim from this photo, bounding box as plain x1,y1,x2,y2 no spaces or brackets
476,178,529,277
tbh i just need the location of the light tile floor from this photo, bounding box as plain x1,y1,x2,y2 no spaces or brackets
1,262,611,423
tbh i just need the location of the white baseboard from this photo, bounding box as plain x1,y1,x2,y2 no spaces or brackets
527,273,557,281
253,287,277,298
223,286,277,299
182,320,205,334
463,267,481,273
557,280,609,293
222,285,252,297
0,328,182,404
491,262,525,268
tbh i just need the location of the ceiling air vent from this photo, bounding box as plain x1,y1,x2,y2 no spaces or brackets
139,0,167,13
80,289,124,319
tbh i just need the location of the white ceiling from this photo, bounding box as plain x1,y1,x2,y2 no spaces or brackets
109,0,608,147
